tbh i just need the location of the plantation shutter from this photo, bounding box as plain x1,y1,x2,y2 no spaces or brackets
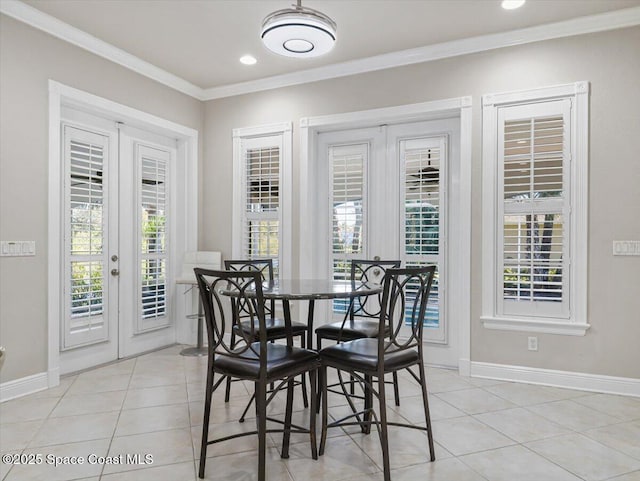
329,143,367,312
137,144,171,332
242,143,281,275
63,126,111,349
400,136,446,340
498,99,571,319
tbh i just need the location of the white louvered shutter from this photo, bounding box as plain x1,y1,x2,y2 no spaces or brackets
400,136,446,342
63,126,111,348
137,144,171,332
498,99,571,319
329,143,368,312
242,144,280,275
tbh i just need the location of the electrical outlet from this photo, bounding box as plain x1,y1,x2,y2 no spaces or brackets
528,336,538,351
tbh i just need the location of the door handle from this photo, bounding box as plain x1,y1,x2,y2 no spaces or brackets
111,269,120,276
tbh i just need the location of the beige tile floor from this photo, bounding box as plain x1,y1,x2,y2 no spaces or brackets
1,345,639,481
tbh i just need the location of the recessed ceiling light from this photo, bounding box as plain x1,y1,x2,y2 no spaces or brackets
239,55,257,65
502,0,526,10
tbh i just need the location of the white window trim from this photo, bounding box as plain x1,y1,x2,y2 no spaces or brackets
481,81,590,336
232,122,292,279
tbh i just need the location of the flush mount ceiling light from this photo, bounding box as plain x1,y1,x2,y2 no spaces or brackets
501,0,526,9
261,0,337,58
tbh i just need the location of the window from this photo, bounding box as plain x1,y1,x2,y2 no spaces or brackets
232,123,292,279
482,82,589,335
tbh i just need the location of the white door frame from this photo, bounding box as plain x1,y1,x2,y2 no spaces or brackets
48,80,198,385
299,97,472,374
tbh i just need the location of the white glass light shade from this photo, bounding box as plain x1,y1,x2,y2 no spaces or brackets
261,7,336,58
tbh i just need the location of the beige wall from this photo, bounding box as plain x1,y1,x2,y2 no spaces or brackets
0,15,204,383
202,27,640,379
1,14,638,385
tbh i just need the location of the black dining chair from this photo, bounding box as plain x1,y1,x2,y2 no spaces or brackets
318,265,437,481
315,259,402,406
194,268,320,481
224,259,309,416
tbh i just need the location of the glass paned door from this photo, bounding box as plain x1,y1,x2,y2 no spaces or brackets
61,113,178,371
118,126,177,358
319,120,456,364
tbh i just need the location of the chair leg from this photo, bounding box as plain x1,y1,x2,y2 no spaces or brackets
256,380,268,481
392,371,401,406
418,363,436,462
300,334,309,408
225,332,236,402
281,378,295,458
319,365,329,456
238,391,255,423
377,373,391,481
198,368,214,479
309,367,318,460
363,374,373,434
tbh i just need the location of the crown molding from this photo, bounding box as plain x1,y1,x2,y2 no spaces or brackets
2,0,639,101
0,0,205,100
201,6,640,100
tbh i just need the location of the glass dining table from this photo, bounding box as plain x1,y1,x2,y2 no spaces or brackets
224,278,383,350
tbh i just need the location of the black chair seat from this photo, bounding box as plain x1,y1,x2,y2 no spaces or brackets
320,338,419,373
216,342,319,380
315,320,390,340
236,318,308,340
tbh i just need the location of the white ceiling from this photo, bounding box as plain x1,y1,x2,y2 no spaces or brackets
13,0,640,93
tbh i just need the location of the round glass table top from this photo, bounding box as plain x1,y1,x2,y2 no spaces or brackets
219,279,382,300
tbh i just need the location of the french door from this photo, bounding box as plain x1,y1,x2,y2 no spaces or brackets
318,118,459,366
60,109,177,373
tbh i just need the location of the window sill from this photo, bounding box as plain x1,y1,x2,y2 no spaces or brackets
481,316,590,336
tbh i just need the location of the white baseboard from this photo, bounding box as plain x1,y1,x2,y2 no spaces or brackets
470,361,640,397
0,371,49,402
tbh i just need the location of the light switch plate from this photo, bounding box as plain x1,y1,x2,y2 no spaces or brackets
0,241,36,257
613,241,640,256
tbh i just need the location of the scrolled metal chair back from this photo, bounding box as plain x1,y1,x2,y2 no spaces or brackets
194,268,267,360
379,265,437,356
224,259,275,319
350,260,401,320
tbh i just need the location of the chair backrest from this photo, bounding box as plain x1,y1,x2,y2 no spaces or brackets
350,259,401,320
379,265,437,359
224,259,275,318
194,268,269,369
